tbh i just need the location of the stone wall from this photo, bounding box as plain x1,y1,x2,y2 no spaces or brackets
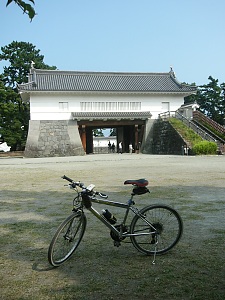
142,119,185,155
24,120,85,157
142,119,156,154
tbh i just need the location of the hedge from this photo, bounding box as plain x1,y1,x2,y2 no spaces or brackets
192,141,217,155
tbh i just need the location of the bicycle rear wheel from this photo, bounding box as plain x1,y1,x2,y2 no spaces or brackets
130,204,183,255
48,211,86,266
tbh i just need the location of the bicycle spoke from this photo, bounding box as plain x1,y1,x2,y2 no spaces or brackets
130,205,183,255
48,212,86,266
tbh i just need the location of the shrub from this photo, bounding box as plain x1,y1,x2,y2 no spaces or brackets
192,141,217,155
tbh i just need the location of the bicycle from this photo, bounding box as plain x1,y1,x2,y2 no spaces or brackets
48,175,183,267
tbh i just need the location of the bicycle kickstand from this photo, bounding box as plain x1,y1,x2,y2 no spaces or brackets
152,239,158,265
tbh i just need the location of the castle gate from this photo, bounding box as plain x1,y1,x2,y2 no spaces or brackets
73,112,149,154
78,120,145,154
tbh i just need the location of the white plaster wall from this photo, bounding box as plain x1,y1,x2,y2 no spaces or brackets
30,93,77,120
29,92,185,120
93,137,117,147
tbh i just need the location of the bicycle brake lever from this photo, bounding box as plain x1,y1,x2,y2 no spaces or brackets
66,183,75,189
97,192,108,199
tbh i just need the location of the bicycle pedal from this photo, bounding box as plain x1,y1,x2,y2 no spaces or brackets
114,241,121,247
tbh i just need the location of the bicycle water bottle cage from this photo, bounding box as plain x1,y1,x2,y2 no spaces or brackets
124,179,150,195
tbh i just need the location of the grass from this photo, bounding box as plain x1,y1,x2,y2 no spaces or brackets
169,117,203,146
0,158,225,300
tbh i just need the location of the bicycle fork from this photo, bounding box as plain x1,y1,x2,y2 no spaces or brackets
64,212,82,242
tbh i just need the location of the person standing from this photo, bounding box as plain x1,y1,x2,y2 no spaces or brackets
118,141,122,154
129,143,133,154
111,143,115,153
136,142,141,154
108,141,111,153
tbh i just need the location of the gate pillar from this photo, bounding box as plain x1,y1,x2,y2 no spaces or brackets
80,125,86,152
135,124,139,153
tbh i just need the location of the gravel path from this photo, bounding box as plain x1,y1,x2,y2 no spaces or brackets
1,153,225,186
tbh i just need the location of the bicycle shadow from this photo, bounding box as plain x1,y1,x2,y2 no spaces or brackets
32,261,56,272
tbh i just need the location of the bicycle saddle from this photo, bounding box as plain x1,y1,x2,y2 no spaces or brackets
124,179,148,187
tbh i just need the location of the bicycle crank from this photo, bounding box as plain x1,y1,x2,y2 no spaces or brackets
110,224,128,244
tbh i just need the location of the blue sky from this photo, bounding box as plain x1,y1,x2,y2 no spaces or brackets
0,0,225,86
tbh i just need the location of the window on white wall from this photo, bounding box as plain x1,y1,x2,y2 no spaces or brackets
59,102,69,111
162,102,170,112
80,101,141,112
106,102,117,111
118,102,129,111
93,102,106,111
130,102,141,110
81,102,92,111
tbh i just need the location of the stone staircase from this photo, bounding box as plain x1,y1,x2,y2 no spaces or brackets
158,110,225,154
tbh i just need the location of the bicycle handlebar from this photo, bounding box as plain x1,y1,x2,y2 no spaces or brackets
62,175,108,199
62,175,84,188
62,175,73,183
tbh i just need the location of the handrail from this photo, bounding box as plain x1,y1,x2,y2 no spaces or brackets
158,111,176,120
174,111,217,143
193,119,225,144
193,111,225,135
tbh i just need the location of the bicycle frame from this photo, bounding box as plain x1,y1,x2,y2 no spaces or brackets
84,194,156,239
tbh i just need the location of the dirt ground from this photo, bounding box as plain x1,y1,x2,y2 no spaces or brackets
0,153,225,300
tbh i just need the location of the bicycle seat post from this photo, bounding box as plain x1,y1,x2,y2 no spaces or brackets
128,194,135,206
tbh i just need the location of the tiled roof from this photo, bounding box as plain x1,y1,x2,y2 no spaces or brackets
18,69,197,94
72,111,152,120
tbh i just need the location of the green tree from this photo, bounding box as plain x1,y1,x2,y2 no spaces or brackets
183,82,197,105
0,41,56,88
0,77,28,150
109,128,117,136
93,129,104,137
0,41,57,150
6,0,36,20
185,76,225,125
197,76,225,125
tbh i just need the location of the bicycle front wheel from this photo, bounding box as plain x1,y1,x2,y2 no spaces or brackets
48,211,86,266
130,204,183,255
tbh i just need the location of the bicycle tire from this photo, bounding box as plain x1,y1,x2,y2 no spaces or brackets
130,204,183,255
48,211,86,266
